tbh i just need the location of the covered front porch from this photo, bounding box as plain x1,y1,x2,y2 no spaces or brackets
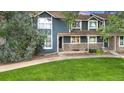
57,31,121,53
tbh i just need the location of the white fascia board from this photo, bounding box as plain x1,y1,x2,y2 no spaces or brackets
35,11,57,18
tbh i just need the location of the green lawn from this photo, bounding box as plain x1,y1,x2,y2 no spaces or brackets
0,58,124,81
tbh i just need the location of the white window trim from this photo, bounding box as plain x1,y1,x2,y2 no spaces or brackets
119,36,124,47
89,36,97,44
90,14,105,20
37,11,57,18
88,20,98,30
72,20,82,30
71,36,80,44
43,17,53,49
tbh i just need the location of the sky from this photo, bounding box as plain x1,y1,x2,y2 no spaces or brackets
80,11,118,15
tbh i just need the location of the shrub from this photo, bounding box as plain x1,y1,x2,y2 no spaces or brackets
96,49,104,55
89,48,97,53
0,12,46,63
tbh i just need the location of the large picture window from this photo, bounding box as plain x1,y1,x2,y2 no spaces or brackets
38,17,52,49
120,36,124,47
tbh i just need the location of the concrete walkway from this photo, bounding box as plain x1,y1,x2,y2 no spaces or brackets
0,54,124,72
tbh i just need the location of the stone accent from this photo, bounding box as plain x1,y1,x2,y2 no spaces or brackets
89,43,103,49
63,43,103,51
63,43,87,51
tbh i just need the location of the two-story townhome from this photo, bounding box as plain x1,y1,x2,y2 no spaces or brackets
35,11,124,53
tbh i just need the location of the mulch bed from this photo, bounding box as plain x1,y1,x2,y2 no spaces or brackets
0,53,59,66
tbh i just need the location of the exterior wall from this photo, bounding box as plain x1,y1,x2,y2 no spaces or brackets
38,12,51,17
52,18,68,52
108,36,114,50
37,12,68,53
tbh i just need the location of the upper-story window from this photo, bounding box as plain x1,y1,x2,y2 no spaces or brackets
88,20,98,30
72,21,82,29
37,17,52,49
37,17,52,29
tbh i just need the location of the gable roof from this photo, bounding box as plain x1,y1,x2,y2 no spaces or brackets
47,11,65,18
78,14,112,21
35,11,113,21
95,14,113,19
35,11,65,18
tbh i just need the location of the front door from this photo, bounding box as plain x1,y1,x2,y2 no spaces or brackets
104,38,109,48
59,37,62,49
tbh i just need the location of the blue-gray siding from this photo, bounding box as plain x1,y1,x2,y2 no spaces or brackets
82,21,88,30
38,12,68,53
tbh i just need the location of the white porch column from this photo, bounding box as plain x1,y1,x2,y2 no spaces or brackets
103,20,105,29
114,36,117,51
62,36,64,51
57,35,59,53
102,37,105,50
87,36,89,52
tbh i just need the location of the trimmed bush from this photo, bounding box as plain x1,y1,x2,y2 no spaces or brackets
0,12,45,63
96,49,104,55
89,48,97,53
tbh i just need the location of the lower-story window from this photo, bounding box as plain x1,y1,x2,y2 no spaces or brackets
71,36,80,44
89,36,97,43
44,35,51,48
44,29,52,49
120,36,124,47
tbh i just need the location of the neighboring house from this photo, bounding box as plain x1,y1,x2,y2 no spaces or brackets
35,11,124,53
